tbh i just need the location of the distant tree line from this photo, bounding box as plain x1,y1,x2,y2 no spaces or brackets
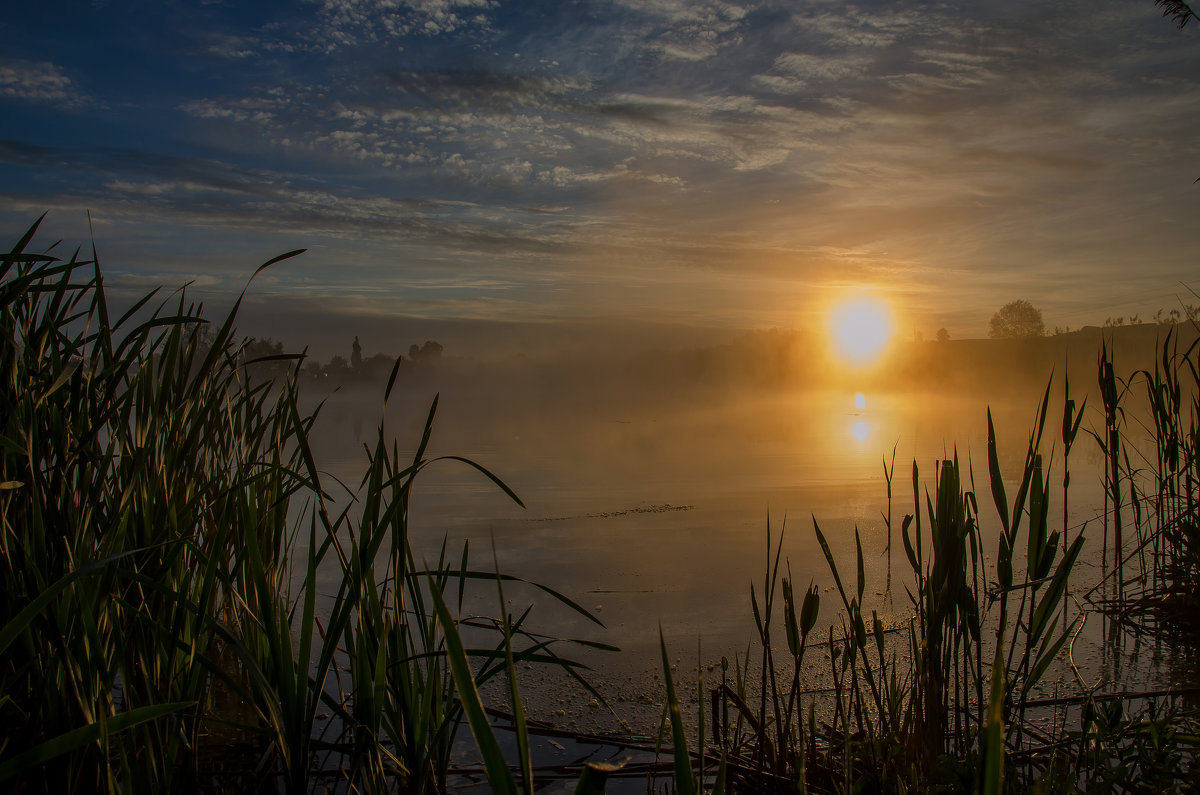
1100,305,1200,328
302,336,443,384
190,327,444,385
189,326,294,379
928,296,1200,343
408,340,444,362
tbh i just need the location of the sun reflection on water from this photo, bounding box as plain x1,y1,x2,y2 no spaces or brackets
850,392,871,441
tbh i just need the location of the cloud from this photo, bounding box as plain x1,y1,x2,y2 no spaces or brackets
795,5,928,50
199,33,259,59
0,59,86,107
378,68,591,111
0,138,292,200
1,147,571,257
537,162,685,188
181,94,290,124
312,0,497,44
613,0,749,61
753,51,874,93
180,70,592,179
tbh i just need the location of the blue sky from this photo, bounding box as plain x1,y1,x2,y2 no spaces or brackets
2,1,1199,354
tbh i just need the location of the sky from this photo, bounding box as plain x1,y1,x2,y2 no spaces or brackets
2,0,1199,356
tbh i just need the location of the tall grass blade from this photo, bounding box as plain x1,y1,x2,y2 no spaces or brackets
0,702,193,783
979,641,1006,795
428,580,520,795
660,628,697,795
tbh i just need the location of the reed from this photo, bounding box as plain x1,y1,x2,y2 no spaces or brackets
1095,323,1200,634
690,382,1092,792
697,344,1200,790
0,217,607,793
0,215,311,791
421,345,1199,793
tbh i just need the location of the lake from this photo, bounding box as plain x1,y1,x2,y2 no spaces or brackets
301,368,1189,738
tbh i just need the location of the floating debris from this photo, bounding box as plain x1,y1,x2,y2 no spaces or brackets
533,504,695,522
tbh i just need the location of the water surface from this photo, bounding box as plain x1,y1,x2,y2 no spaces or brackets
302,376,1179,734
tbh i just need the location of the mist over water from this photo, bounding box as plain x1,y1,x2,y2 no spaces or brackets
293,325,1195,732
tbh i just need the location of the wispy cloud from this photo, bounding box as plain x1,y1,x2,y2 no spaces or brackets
0,58,86,107
611,0,749,61
313,0,498,44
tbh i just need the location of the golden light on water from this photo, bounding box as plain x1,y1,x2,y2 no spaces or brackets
829,296,894,366
850,392,869,442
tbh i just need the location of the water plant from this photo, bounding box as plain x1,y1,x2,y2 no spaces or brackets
692,384,1089,792
1123,326,1200,628
0,217,607,793
0,215,309,791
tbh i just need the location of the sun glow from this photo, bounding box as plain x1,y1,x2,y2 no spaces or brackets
829,296,894,366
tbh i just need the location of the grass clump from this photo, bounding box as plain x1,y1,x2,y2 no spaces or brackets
0,216,606,793
702,370,1199,792
0,215,309,791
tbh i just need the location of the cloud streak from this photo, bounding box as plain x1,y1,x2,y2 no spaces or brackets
0,58,86,107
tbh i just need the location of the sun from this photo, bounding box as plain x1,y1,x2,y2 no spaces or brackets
829,296,894,365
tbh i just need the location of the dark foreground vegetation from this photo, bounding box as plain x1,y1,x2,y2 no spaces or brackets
2,219,1198,793
0,218,609,794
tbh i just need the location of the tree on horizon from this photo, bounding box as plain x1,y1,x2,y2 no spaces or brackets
989,300,1045,339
